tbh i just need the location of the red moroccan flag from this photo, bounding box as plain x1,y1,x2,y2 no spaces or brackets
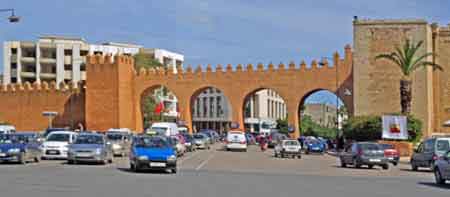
154,102,165,114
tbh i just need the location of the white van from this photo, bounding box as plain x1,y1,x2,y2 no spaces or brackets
225,131,247,152
0,125,16,135
150,122,179,137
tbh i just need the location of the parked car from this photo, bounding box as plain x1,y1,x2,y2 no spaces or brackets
168,136,186,156
199,130,216,144
42,127,70,138
0,125,16,135
0,133,42,164
182,134,196,152
105,132,131,157
67,133,113,164
193,133,210,150
410,137,450,171
434,150,450,185
225,131,247,152
129,135,177,173
41,131,78,159
274,139,302,159
340,142,389,170
380,143,400,166
304,139,326,154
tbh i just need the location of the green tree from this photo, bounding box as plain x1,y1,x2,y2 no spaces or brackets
276,118,289,134
300,115,336,138
134,52,164,71
375,40,442,114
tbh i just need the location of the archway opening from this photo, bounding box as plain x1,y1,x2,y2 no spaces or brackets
190,87,232,135
243,88,288,136
298,90,348,140
140,85,179,130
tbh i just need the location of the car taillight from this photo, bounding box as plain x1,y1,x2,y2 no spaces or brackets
240,141,246,144
224,139,228,144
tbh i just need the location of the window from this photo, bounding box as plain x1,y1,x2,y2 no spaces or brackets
11,48,17,54
196,98,200,117
424,140,435,153
64,64,72,70
51,66,57,73
267,100,270,118
93,51,103,55
216,96,222,117
436,140,450,151
80,50,88,56
80,63,86,71
416,143,424,153
11,63,17,69
202,97,208,118
209,97,214,117
64,49,72,56
11,77,17,83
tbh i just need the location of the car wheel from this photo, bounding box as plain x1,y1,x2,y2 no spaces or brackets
434,168,446,185
298,155,302,159
353,159,361,168
108,156,113,164
368,165,374,169
274,153,278,157
411,161,418,171
291,155,295,159
393,162,398,166
172,167,177,174
34,155,40,163
281,153,285,158
305,150,309,155
341,160,347,168
382,164,389,170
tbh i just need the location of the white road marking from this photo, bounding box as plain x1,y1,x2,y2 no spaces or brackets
195,152,215,171
178,150,202,165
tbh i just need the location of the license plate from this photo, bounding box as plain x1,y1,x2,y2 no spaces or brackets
76,153,92,157
48,150,58,154
150,162,166,167
0,153,5,157
369,159,381,162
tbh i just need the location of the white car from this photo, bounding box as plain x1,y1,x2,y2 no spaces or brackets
0,125,16,135
274,140,302,159
225,131,247,152
41,131,78,159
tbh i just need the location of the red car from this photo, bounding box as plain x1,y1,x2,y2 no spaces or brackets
380,143,400,166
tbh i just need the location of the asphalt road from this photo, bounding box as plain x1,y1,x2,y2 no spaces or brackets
0,144,448,197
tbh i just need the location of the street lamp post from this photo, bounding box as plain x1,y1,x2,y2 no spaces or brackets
0,9,20,23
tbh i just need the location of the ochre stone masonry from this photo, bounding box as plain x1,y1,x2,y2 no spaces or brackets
0,82,85,131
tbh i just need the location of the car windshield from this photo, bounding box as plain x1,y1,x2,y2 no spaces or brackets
284,141,299,146
360,143,381,150
0,134,30,144
380,144,394,149
46,133,71,142
151,127,167,136
106,133,124,141
194,134,204,139
75,135,104,144
134,137,169,148
261,123,271,129
436,140,450,151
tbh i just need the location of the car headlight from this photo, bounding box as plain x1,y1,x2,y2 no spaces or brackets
8,148,20,153
138,155,148,160
95,148,102,155
167,155,177,161
112,144,121,149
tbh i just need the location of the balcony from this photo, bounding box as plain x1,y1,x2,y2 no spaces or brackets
40,73,57,79
21,57,36,63
11,69,17,77
64,71,72,79
64,56,72,65
11,55,17,63
40,57,57,64
21,72,36,78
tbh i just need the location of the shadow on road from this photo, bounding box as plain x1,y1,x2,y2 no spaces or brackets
116,167,173,175
418,182,450,190
331,165,386,171
400,168,432,173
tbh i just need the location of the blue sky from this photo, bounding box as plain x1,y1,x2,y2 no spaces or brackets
1,0,448,105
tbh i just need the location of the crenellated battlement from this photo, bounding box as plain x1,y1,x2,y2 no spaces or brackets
86,54,135,73
0,81,83,94
133,45,351,78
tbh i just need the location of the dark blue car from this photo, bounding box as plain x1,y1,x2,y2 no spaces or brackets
0,133,42,164
305,139,325,154
129,135,177,173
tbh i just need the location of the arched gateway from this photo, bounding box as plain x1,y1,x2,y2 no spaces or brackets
85,45,354,138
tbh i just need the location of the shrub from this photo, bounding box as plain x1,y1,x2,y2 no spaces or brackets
343,115,422,142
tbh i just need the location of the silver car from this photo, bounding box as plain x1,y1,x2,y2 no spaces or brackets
434,150,450,185
193,133,210,150
105,132,131,157
67,133,113,165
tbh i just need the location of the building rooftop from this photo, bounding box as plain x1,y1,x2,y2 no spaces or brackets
39,35,86,42
102,42,143,48
353,18,428,26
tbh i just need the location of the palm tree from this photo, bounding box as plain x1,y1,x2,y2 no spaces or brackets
375,39,442,114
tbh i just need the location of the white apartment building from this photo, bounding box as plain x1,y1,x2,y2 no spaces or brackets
192,87,232,133
2,36,184,85
244,89,287,132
